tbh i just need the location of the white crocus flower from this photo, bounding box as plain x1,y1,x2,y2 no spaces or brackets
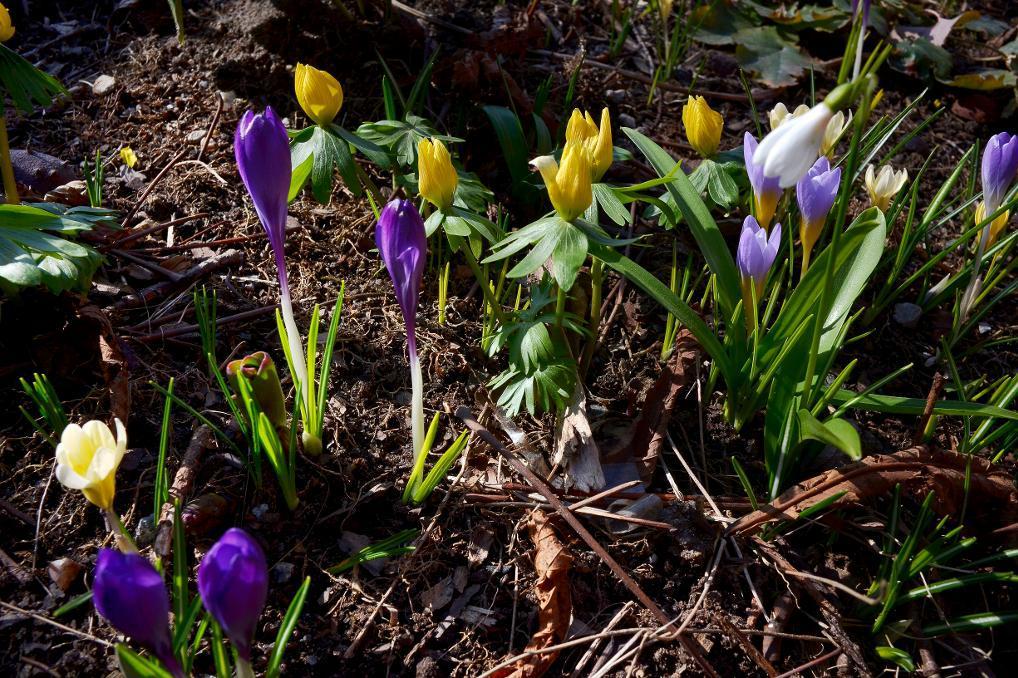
864,164,909,212
768,102,809,130
754,103,834,188
55,419,127,510
821,110,852,158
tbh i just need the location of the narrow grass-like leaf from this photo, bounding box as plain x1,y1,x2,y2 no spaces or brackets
266,577,311,678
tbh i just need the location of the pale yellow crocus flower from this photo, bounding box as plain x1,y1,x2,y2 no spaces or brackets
864,164,908,212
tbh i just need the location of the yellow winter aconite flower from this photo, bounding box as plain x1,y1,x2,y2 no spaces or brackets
0,4,14,43
531,142,592,222
975,200,1010,248
120,146,138,168
768,102,809,130
864,164,908,212
55,419,127,510
682,96,723,158
417,138,458,211
294,63,343,127
565,107,613,181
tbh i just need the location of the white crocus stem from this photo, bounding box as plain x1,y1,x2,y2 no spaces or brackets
754,103,834,188
235,657,254,678
104,507,138,554
278,285,310,413
409,346,425,461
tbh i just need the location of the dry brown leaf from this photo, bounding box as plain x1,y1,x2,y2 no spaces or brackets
491,510,573,678
553,384,604,492
77,305,131,424
729,447,1018,538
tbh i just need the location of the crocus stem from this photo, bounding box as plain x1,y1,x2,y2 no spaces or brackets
437,260,449,325
0,117,18,205
235,657,255,678
276,257,310,417
408,342,425,463
104,507,138,554
800,243,812,280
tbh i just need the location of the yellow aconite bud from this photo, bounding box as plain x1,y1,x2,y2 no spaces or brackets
682,96,723,158
659,0,674,20
0,4,14,43
295,63,343,127
120,147,138,169
975,201,1011,248
864,164,908,212
531,142,592,222
565,107,613,181
55,419,127,510
417,138,458,211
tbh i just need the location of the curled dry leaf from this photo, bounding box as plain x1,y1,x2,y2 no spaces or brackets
729,447,1018,538
76,305,131,424
491,510,572,678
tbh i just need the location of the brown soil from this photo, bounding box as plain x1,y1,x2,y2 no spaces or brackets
1,1,1016,676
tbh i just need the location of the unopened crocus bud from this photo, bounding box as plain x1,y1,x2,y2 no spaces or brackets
0,3,14,42
821,110,851,158
531,142,593,221
198,529,268,666
683,96,723,158
737,216,781,330
768,102,809,130
235,107,311,419
796,156,841,274
754,103,834,188
227,352,289,436
94,549,182,678
55,419,127,511
376,199,428,455
565,107,613,181
864,164,908,212
743,132,783,231
294,63,343,127
977,132,1018,245
417,138,458,212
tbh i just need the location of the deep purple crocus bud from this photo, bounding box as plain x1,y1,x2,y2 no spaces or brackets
198,528,268,663
796,156,841,274
235,107,291,258
737,216,782,292
375,198,427,357
93,549,182,678
981,132,1018,213
744,132,783,231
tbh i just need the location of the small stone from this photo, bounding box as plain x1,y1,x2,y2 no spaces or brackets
892,302,922,328
251,503,270,519
619,113,637,128
271,562,295,584
606,89,625,103
978,322,991,334
92,74,116,96
48,558,82,592
186,129,207,143
134,514,157,546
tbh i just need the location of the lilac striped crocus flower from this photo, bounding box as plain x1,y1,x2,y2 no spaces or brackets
93,549,183,678
744,132,783,231
737,215,782,330
978,131,1018,247
796,156,841,275
198,528,268,677
376,198,428,458
235,107,311,423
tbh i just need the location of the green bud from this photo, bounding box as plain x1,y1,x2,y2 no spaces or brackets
227,352,289,435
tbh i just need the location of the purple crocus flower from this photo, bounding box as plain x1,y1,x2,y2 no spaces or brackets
744,132,783,231
796,156,841,274
737,215,782,324
981,132,1018,213
93,549,183,678
235,107,311,426
198,528,268,665
375,198,427,458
